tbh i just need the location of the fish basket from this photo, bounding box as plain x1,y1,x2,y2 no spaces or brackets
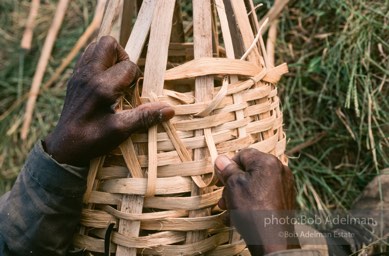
74,0,288,255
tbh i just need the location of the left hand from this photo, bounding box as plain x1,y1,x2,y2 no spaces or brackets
44,36,174,166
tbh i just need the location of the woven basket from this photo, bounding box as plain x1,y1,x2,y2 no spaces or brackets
74,0,288,255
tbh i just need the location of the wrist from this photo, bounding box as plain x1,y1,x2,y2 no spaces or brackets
43,131,88,167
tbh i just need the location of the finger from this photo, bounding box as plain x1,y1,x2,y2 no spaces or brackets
74,42,96,71
218,197,227,210
233,148,280,173
99,60,140,97
91,36,129,71
112,102,175,135
215,155,244,185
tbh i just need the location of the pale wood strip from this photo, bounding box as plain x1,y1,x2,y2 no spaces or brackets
143,188,223,211
113,231,186,248
174,112,235,131
142,0,175,96
115,194,143,255
119,138,144,178
145,126,158,197
103,206,187,221
250,133,279,153
88,191,121,205
97,0,123,40
216,136,254,154
100,177,192,195
83,156,105,203
97,166,128,180
214,0,246,141
80,209,116,228
207,241,247,256
141,212,225,231
158,160,213,177
120,2,174,251
213,117,251,134
230,0,261,63
242,87,272,102
119,0,135,46
192,0,214,234
139,231,230,255
246,116,277,134
21,0,40,50
73,234,106,253
258,0,290,33
164,58,260,80
125,0,157,63
156,130,232,152
149,93,210,188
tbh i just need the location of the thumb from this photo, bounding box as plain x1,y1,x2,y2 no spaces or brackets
114,102,174,135
215,155,244,185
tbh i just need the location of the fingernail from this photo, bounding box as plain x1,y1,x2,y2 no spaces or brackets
160,107,175,122
215,155,232,171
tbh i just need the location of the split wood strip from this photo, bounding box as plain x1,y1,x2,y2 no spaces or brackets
222,0,244,58
117,1,158,253
21,0,40,50
119,1,175,255
102,206,187,221
142,0,175,96
97,0,123,40
230,0,260,64
164,58,260,80
187,0,214,245
215,0,246,140
233,1,274,143
266,19,279,68
21,0,69,140
83,157,105,203
106,0,123,45
125,0,157,63
258,0,290,34
100,176,192,195
43,0,107,89
119,0,136,47
117,137,144,256
141,0,176,195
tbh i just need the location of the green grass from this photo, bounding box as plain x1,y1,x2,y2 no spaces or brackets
0,0,388,217
0,0,96,193
273,0,389,209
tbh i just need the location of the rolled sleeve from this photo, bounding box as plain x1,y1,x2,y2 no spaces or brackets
0,141,89,256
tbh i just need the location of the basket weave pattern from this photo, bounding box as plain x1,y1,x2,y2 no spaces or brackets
74,0,288,255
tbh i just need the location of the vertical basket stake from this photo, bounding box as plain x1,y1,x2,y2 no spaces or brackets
186,0,214,244
116,1,176,255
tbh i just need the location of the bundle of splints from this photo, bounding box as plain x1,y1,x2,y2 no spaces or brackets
74,0,289,255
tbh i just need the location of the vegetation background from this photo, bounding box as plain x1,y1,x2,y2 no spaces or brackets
0,0,387,214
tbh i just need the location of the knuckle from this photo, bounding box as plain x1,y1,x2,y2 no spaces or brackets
226,173,248,188
99,36,116,49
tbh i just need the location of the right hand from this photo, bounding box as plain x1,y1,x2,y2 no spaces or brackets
215,148,299,255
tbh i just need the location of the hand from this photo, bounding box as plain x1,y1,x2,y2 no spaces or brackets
215,148,299,255
44,36,174,166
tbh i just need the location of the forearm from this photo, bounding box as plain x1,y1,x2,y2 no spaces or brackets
0,141,88,256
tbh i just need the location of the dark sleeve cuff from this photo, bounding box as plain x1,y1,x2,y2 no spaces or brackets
25,141,89,197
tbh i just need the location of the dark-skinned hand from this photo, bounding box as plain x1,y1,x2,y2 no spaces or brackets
215,148,299,255
44,36,174,166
